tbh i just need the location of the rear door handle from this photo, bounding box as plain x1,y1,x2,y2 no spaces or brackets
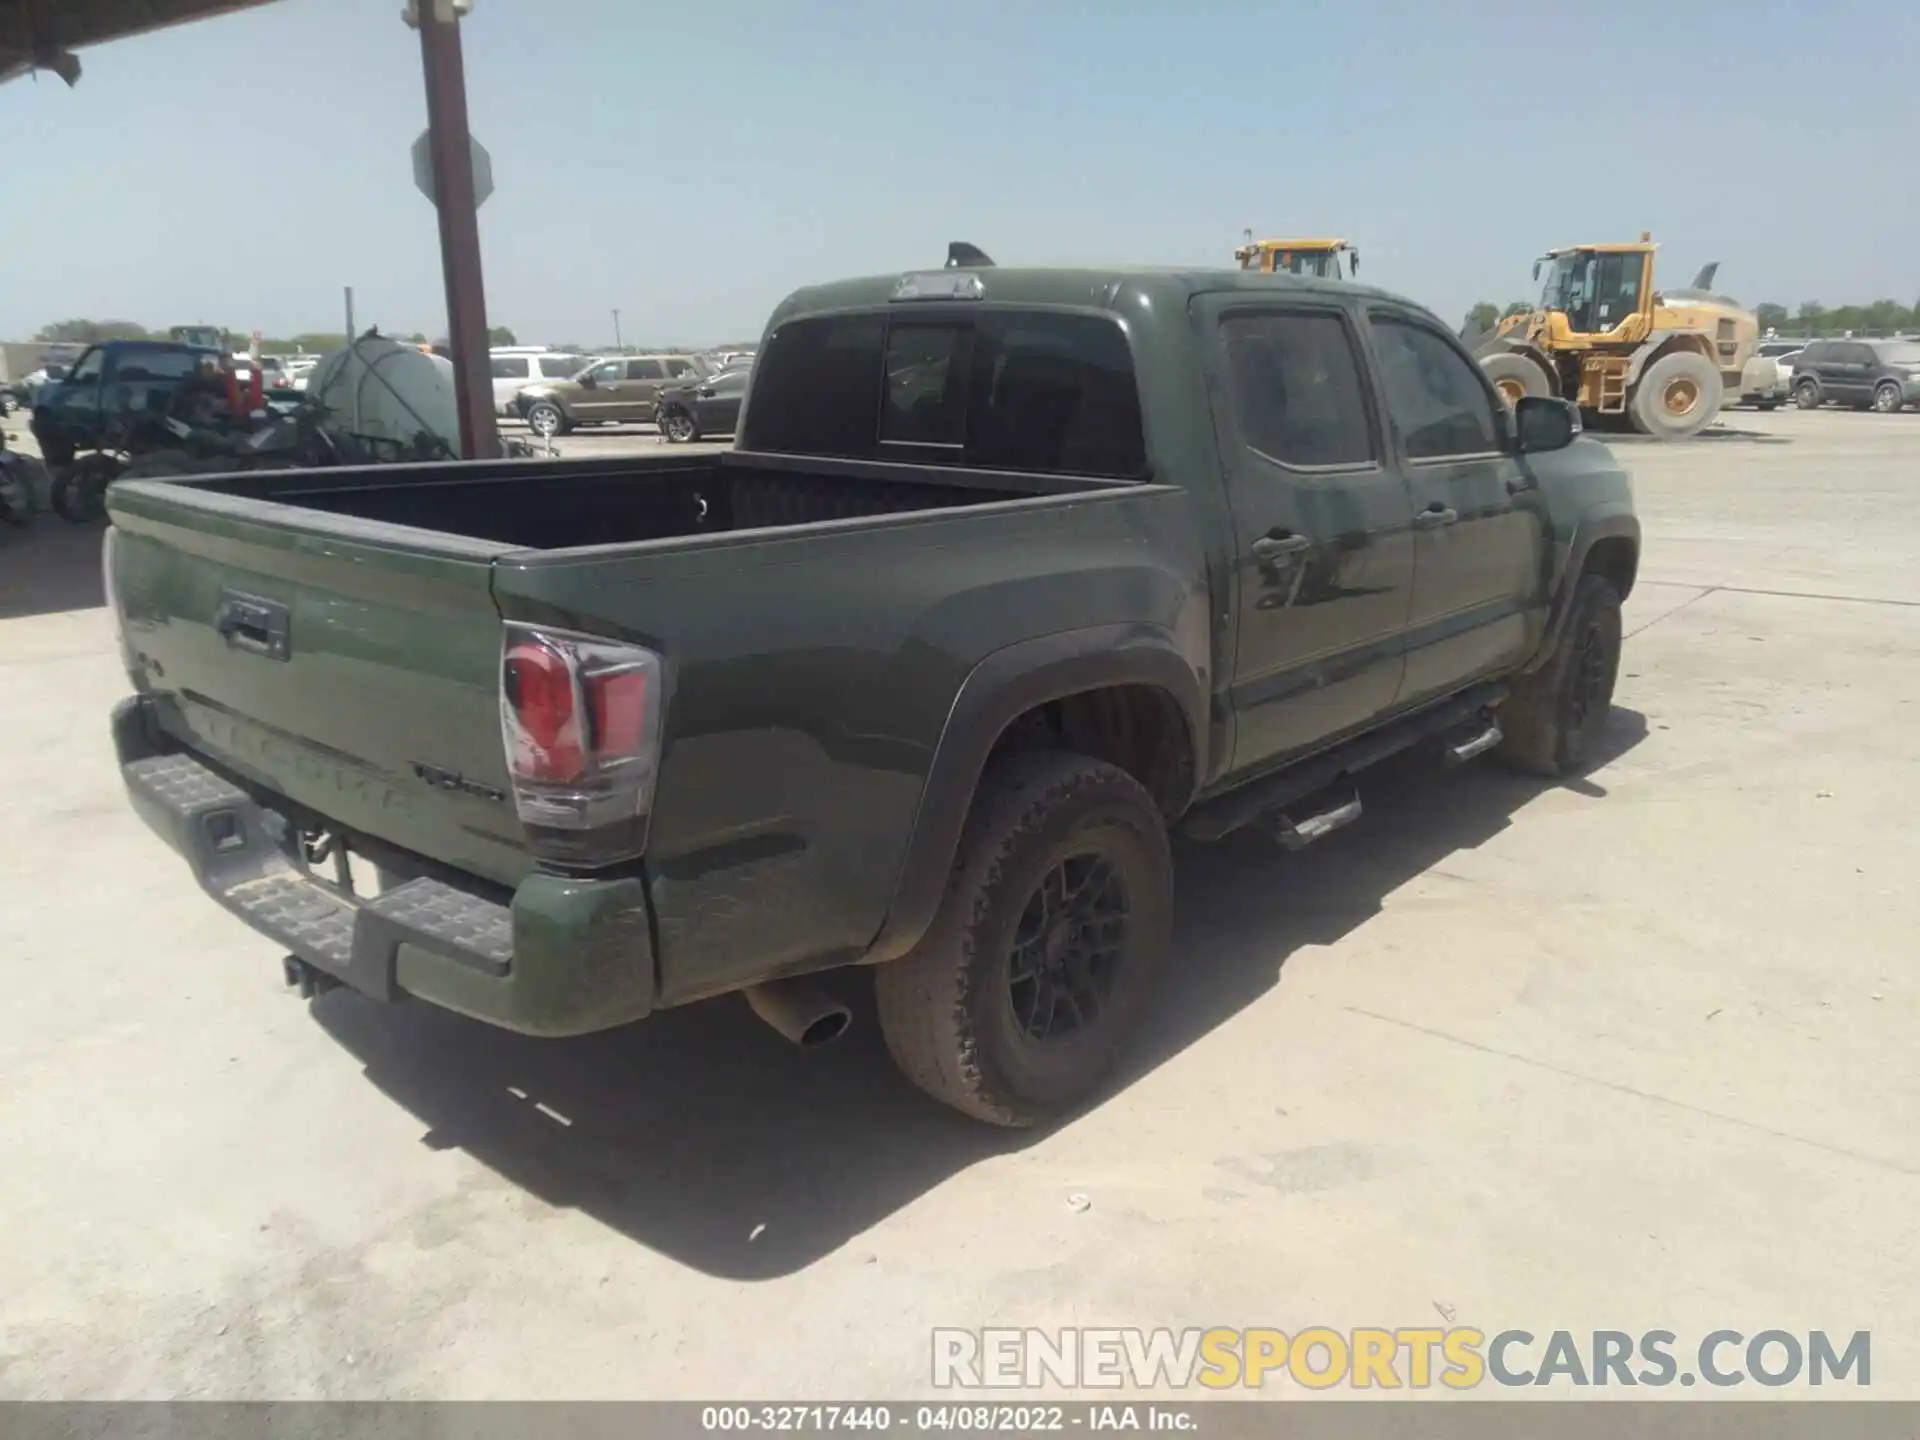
1413,505,1458,530
1251,533,1312,562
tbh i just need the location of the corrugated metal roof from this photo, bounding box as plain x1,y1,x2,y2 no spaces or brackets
1,0,278,85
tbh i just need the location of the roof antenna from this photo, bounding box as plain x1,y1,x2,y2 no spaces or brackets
946,242,995,269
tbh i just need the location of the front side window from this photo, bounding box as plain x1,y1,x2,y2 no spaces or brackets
589,361,623,384
1370,315,1502,460
1219,311,1375,468
65,348,105,384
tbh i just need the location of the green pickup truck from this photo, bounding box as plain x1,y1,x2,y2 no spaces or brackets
106,260,1638,1127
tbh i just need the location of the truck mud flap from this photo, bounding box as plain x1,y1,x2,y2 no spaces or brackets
122,753,512,1001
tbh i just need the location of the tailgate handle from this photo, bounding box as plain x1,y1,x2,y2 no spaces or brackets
215,590,291,661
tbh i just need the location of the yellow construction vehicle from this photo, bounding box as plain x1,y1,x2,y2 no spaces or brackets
1473,233,1776,439
1233,235,1359,280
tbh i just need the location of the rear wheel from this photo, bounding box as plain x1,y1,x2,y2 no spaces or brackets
1872,382,1903,414
1498,574,1623,777
1481,352,1555,408
1628,351,1721,439
1793,379,1822,410
875,750,1173,1127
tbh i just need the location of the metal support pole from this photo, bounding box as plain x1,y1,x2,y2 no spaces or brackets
612,308,623,351
417,10,498,459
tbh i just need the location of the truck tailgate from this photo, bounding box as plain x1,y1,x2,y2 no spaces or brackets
108,483,530,888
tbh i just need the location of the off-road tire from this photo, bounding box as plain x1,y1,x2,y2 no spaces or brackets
1628,351,1721,440
1481,352,1555,408
1872,382,1903,414
1497,573,1623,777
1793,380,1822,410
875,750,1173,1127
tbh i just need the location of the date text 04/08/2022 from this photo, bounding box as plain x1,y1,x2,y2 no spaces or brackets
698,1405,1197,1431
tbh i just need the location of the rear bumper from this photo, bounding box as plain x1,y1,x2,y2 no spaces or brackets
113,696,656,1037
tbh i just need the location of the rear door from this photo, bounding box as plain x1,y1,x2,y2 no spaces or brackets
1363,305,1548,707
1193,294,1417,767
1834,343,1877,403
109,481,530,886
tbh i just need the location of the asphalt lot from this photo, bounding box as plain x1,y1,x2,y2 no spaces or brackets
1,408,1916,1399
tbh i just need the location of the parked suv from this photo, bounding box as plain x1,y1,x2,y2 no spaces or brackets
489,349,593,417
1790,339,1920,413
515,353,706,436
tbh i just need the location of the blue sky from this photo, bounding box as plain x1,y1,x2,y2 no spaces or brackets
3,0,1914,347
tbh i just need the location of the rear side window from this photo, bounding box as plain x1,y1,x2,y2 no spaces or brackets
665,358,698,378
1219,311,1375,468
627,359,666,381
742,309,1144,476
490,356,531,379
1369,316,1502,459
1799,343,1829,364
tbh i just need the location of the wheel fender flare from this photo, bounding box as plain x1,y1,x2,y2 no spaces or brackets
1522,510,1641,674
864,624,1207,965
1482,342,1559,395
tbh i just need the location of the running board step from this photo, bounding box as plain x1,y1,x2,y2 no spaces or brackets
1259,788,1363,851
1443,717,1504,767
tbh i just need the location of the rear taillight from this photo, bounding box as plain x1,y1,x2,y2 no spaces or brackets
500,624,665,866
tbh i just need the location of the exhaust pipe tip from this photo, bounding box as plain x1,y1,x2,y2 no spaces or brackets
744,978,852,1049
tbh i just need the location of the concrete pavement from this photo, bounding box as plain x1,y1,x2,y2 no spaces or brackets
0,408,1915,1399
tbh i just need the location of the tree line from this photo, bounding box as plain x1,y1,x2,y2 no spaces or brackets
31,318,519,352
1462,298,1920,339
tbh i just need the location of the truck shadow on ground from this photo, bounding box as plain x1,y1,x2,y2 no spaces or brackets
316,709,1648,1280
0,516,106,620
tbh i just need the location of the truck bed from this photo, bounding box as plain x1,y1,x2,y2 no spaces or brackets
185,451,1091,551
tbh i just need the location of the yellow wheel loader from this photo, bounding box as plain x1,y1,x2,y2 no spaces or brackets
1472,234,1776,440
1233,235,1359,280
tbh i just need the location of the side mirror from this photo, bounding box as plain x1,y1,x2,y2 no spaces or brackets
1514,396,1577,454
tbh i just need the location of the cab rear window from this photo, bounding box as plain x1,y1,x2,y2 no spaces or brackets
742,310,1145,478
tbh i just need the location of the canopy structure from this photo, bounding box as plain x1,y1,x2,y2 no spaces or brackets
1,0,277,86
4,0,499,459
